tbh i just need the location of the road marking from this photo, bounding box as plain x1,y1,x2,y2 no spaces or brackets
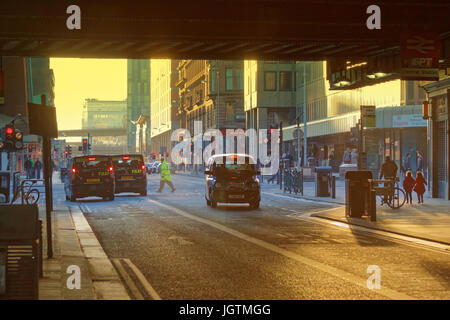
122,258,162,300
261,191,338,206
146,198,414,300
112,259,145,300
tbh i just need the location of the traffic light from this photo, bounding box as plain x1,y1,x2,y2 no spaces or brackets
28,144,33,153
1,125,23,151
67,145,72,158
82,138,88,154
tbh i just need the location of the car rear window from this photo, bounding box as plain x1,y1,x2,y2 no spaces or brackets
112,155,143,168
213,155,256,173
74,156,110,169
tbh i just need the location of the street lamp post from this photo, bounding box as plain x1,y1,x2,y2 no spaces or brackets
303,63,308,168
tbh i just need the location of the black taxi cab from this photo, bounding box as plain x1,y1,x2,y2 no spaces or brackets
204,154,261,209
111,154,147,196
64,155,115,202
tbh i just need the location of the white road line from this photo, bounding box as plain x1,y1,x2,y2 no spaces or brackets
112,259,145,300
122,258,162,300
146,198,414,300
261,191,338,206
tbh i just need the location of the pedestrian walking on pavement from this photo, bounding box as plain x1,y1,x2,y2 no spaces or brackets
414,171,427,204
24,157,33,179
342,148,352,164
157,156,175,193
416,151,424,173
403,170,415,204
380,156,398,203
34,158,42,179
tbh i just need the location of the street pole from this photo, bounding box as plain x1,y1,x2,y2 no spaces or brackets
279,120,283,190
41,94,53,258
303,63,308,169
296,116,300,169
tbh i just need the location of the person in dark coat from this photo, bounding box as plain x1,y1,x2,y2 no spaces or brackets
416,151,424,172
414,171,427,204
379,156,398,180
24,158,33,179
403,170,415,204
34,159,42,179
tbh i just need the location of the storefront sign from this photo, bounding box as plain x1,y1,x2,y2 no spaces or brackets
401,33,440,81
392,114,427,128
361,105,376,127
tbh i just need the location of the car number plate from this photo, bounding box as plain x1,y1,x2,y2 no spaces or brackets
86,178,100,183
229,194,244,199
121,176,134,180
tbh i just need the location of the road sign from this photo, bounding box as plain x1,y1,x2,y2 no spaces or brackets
360,105,376,128
401,34,440,80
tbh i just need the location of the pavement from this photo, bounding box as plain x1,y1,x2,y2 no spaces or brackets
176,170,450,245
38,180,130,300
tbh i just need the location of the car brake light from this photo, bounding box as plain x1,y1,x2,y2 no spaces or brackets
109,166,114,172
141,164,145,170
72,168,76,174
123,155,130,160
88,157,96,161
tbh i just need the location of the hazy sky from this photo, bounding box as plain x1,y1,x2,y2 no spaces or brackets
50,58,127,130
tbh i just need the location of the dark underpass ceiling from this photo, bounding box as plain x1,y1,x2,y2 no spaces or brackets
0,0,449,60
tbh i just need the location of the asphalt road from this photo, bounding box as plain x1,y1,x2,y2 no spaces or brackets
64,173,449,300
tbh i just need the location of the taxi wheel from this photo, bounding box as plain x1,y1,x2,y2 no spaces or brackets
249,201,260,210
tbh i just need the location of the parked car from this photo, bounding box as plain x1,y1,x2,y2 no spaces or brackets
204,154,261,209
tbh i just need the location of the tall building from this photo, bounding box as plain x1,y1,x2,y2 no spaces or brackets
150,59,179,157
244,61,297,132
81,98,127,154
26,57,55,106
177,60,245,135
127,59,150,153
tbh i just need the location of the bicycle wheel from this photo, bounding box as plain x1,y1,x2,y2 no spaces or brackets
26,188,40,204
387,187,405,209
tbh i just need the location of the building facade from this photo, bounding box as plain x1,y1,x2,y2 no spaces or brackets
280,61,428,175
177,60,245,138
244,61,297,133
423,72,450,200
81,98,127,154
127,59,150,153
150,59,179,158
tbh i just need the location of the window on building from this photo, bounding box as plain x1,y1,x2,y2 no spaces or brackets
226,69,233,90
264,71,277,91
280,71,292,91
236,69,243,90
225,102,235,122
210,70,216,92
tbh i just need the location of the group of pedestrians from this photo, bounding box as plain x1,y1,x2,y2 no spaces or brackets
380,151,427,204
24,157,42,179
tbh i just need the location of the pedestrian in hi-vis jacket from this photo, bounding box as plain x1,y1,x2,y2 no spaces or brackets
157,155,175,193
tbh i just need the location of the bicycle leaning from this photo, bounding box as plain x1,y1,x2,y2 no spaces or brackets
15,179,42,204
283,168,304,195
371,177,406,209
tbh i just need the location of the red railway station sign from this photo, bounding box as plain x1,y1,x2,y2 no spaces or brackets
401,33,440,80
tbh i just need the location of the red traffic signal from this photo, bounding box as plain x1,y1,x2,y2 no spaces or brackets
5,125,14,136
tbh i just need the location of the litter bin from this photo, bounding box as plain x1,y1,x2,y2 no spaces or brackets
315,166,332,197
345,170,372,218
